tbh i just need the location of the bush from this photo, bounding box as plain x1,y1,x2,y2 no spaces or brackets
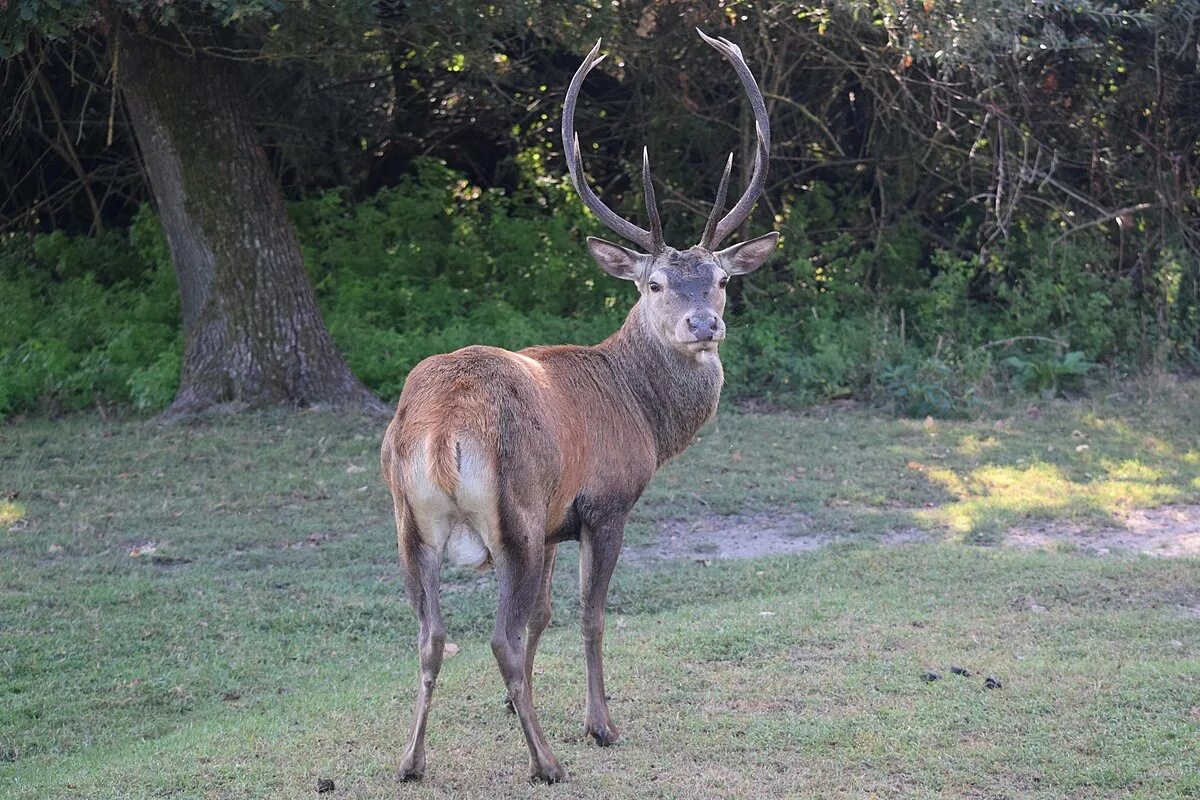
1002,351,1097,398
0,163,1190,419
0,210,181,416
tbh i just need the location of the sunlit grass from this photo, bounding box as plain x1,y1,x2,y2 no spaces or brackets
917,461,1184,541
891,383,1200,542
0,500,25,527
954,433,1000,457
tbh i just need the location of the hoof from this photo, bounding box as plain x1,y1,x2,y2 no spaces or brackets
529,761,568,784
396,757,425,782
586,721,620,747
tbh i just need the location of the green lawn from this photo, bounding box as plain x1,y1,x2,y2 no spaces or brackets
2,380,1198,798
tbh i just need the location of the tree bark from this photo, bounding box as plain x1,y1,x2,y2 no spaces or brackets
117,27,387,418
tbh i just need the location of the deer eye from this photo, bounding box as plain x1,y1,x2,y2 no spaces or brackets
718,276,729,289
648,282,662,293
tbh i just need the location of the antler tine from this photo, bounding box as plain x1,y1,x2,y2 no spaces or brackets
699,153,734,250
696,29,771,249
562,39,658,253
642,146,663,253
562,39,604,188
569,133,650,249
713,123,769,247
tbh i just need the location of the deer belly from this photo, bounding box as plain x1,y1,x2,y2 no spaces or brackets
447,523,490,568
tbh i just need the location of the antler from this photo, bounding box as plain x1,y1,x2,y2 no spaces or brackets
696,29,771,251
563,32,770,254
562,39,663,254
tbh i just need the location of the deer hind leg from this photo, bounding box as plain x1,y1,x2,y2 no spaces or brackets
491,513,567,783
580,519,625,746
394,502,446,782
505,542,557,714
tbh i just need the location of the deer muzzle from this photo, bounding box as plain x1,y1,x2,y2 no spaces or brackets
685,311,724,344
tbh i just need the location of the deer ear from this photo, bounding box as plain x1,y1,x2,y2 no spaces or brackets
587,236,647,281
714,231,779,276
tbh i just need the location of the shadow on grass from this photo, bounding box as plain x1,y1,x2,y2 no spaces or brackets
906,401,1200,545
639,380,1200,549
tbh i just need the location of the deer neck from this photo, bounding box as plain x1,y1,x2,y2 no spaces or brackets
598,301,724,465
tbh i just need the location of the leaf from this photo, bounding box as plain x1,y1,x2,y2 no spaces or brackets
129,542,159,557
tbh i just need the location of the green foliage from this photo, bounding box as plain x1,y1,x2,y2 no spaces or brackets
1003,351,1097,398
881,357,979,419
0,209,181,416
0,0,368,58
294,158,630,400
3,1,1196,419
0,163,1190,419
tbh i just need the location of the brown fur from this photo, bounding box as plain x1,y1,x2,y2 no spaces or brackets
382,300,719,536
379,297,730,783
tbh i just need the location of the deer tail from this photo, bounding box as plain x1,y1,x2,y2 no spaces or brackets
426,429,460,496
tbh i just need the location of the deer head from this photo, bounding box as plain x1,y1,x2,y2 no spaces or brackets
562,30,779,357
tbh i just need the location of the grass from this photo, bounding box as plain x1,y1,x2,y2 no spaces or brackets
1,378,1199,798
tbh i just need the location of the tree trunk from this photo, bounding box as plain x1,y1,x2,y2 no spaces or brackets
117,27,387,418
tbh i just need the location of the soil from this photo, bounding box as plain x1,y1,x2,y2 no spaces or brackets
625,510,929,562
624,510,821,563
626,504,1200,562
1008,504,1200,557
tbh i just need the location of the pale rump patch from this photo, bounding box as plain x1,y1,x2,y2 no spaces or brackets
404,439,498,568
446,525,489,568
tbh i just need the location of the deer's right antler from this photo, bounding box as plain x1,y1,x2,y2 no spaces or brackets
562,39,664,255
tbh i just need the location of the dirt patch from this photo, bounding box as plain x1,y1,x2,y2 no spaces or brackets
1008,504,1200,557
279,530,358,550
627,511,825,562
879,528,933,547
625,504,1200,563
626,511,930,562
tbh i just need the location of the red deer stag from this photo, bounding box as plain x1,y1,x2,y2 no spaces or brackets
380,30,777,783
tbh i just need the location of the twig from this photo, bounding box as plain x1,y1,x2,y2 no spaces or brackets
976,336,1069,352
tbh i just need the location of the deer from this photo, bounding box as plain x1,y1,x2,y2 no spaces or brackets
380,29,777,784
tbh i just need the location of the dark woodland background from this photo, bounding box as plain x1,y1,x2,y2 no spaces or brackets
1,1,1198,418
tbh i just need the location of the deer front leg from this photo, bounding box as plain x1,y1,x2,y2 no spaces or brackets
492,531,567,783
579,519,624,746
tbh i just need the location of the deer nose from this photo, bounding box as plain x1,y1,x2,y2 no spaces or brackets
687,312,721,342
